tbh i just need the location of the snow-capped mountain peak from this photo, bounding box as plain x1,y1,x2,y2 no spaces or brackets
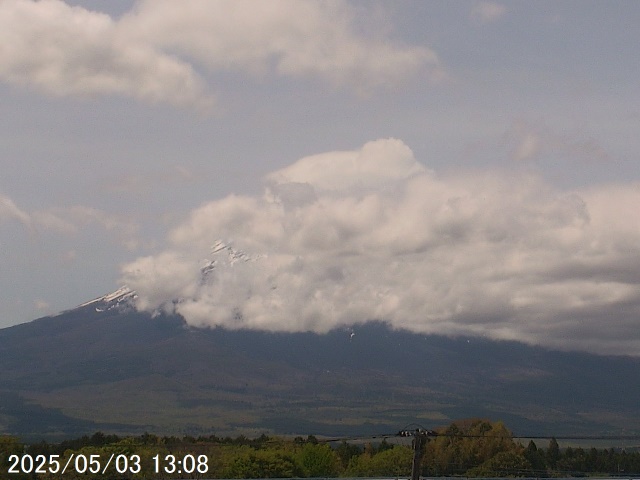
78,240,258,313
78,285,137,312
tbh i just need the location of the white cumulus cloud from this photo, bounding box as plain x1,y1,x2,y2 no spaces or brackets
121,0,438,90
0,0,210,108
0,0,437,107
121,138,640,356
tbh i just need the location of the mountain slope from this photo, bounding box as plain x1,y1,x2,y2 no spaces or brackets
1,302,640,441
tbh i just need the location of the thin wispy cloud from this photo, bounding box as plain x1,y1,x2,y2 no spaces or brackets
505,121,610,164
0,193,139,249
0,193,31,228
471,1,507,23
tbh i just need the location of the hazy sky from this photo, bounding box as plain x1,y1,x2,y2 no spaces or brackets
1,0,640,355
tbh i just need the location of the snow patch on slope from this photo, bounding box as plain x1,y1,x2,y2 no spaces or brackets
79,240,257,313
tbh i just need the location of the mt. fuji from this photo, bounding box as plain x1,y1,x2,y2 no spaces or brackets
77,240,258,315
2,282,640,441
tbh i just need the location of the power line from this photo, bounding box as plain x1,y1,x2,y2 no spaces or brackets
321,431,640,443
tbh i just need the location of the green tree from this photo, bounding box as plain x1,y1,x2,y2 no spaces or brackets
345,445,412,477
467,451,532,477
0,436,27,480
370,445,412,477
523,440,547,474
336,440,361,469
224,449,303,478
344,452,373,477
376,438,394,453
546,437,560,469
425,419,522,476
297,443,339,477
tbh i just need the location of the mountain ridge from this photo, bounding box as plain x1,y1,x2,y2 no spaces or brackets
2,299,640,441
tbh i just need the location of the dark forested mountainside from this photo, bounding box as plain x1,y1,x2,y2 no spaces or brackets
1,303,640,440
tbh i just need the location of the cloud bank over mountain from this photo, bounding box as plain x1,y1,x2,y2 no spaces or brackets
121,139,640,356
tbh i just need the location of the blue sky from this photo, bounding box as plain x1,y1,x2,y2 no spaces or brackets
1,0,639,355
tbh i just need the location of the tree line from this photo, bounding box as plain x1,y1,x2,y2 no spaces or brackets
2,419,640,479
422,419,640,477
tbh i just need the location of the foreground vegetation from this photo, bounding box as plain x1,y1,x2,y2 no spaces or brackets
2,419,640,478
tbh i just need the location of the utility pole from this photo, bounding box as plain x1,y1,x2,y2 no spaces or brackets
398,428,437,480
